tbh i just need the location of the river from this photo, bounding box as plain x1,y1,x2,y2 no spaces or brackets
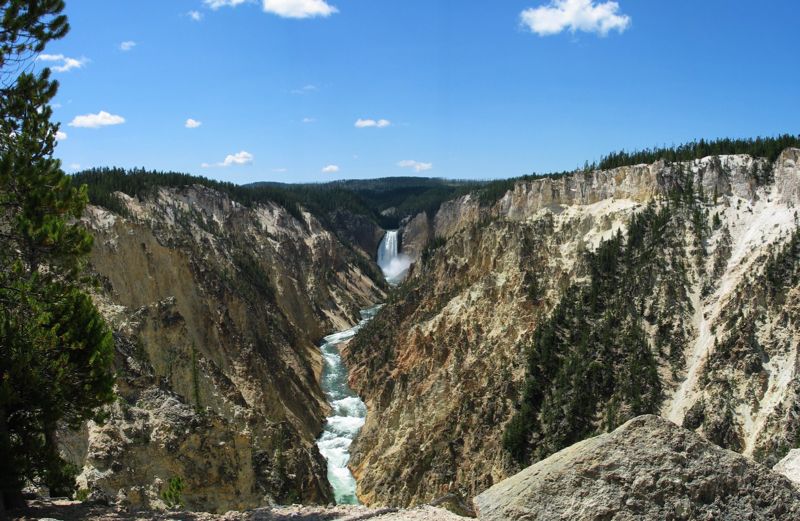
315,230,407,504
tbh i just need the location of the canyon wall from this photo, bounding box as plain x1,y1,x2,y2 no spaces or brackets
348,150,800,506
60,185,385,512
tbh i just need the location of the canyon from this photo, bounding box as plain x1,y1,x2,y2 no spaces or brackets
54,148,800,517
60,185,386,511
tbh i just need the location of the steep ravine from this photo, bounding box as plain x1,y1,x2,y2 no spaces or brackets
344,149,800,507
60,185,386,512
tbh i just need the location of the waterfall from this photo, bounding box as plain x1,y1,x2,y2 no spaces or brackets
316,306,380,505
377,230,411,284
315,232,410,503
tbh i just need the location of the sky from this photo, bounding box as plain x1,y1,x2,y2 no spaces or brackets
40,0,800,184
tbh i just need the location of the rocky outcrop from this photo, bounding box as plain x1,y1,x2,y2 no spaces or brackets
61,185,385,512
346,150,800,507
775,449,800,487
398,212,431,261
405,155,773,248
474,415,800,521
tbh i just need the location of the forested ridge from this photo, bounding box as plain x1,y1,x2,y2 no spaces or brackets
74,168,480,229
503,168,718,466
597,135,800,170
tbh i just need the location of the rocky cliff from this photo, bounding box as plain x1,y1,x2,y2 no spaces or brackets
346,150,800,506
60,185,385,512
474,415,800,521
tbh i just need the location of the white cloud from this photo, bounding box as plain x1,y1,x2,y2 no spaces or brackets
397,160,433,173
185,118,203,129
37,54,88,73
119,41,137,51
68,111,126,128
68,163,81,171
204,0,248,8
321,164,339,173
302,117,316,123
355,118,391,128
188,10,203,21
55,130,68,141
291,84,318,95
272,168,288,173
204,0,336,18
262,0,337,18
202,150,254,168
520,0,630,36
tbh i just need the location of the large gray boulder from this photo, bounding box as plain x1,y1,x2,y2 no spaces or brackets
474,415,800,521
774,449,800,488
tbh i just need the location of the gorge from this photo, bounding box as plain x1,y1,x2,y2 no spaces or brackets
7,2,800,519
41,143,800,519
316,229,409,503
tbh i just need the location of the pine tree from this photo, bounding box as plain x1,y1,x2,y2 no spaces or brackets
0,1,115,512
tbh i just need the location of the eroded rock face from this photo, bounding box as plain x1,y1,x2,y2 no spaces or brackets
61,185,385,512
399,212,431,261
345,150,800,507
474,415,800,521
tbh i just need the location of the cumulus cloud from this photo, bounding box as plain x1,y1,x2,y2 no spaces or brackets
321,164,340,173
188,10,203,21
397,160,433,173
202,150,254,168
185,118,202,128
68,163,81,171
37,54,88,73
55,130,67,141
204,0,336,18
262,0,337,18
355,118,391,128
520,0,630,36
119,41,137,51
68,111,126,128
302,117,316,123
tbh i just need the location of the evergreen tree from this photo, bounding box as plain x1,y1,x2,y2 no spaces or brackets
0,1,115,512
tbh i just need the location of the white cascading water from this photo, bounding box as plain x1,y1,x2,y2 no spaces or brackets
315,230,409,504
377,230,411,285
315,306,380,504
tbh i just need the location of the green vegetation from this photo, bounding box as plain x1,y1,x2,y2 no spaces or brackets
597,135,800,170
74,168,484,230
73,167,306,223
161,476,185,509
74,135,800,239
504,176,707,466
0,0,115,511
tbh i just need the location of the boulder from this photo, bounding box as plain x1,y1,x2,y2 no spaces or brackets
474,415,800,521
774,449,800,488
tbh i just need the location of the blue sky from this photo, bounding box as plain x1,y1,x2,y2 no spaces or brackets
43,0,799,184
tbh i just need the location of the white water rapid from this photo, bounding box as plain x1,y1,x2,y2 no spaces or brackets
377,230,411,285
316,230,409,503
315,306,381,504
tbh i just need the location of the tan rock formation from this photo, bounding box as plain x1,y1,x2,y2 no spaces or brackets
61,185,385,512
348,150,800,507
